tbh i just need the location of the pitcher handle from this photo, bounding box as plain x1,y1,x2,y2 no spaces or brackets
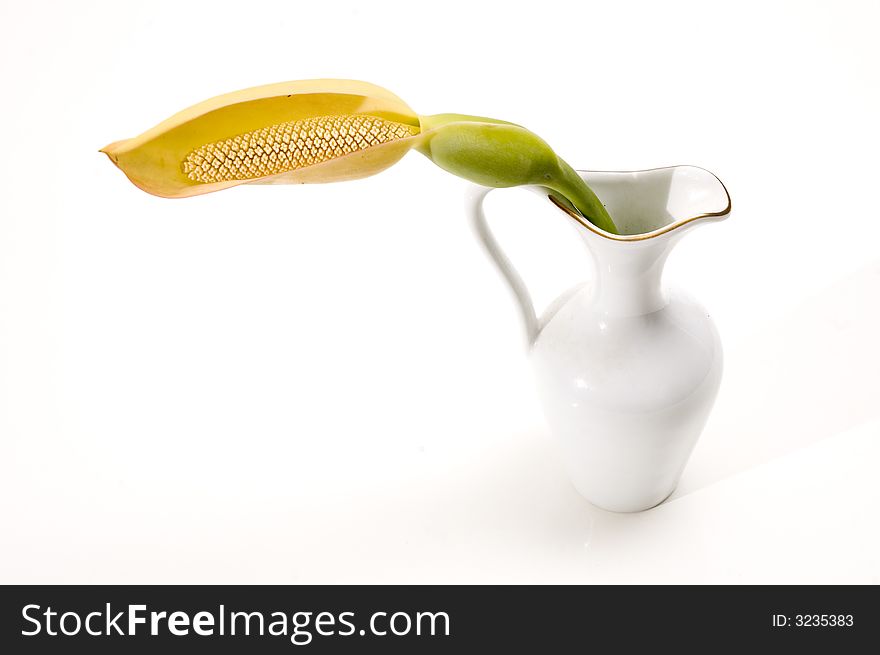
467,185,540,347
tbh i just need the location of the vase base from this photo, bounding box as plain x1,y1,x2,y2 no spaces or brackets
578,485,677,514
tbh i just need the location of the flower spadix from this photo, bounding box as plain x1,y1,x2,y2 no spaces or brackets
102,79,618,233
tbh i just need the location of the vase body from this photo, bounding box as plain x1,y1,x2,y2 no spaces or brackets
469,166,731,512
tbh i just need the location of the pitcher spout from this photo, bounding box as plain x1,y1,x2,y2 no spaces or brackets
551,166,731,318
552,165,732,240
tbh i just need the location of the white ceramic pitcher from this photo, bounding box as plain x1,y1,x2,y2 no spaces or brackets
468,166,732,512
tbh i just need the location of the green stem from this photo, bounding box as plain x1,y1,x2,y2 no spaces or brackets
547,160,617,234
416,113,618,234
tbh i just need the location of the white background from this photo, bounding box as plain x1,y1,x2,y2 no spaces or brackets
1,0,878,583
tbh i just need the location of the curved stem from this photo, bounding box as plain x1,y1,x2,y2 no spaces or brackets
549,160,617,234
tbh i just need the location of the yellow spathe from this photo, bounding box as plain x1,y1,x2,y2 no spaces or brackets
101,79,421,198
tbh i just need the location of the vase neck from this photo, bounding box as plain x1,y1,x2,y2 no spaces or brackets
581,233,674,318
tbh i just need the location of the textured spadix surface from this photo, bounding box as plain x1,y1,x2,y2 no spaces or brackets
102,79,617,232
181,115,418,184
